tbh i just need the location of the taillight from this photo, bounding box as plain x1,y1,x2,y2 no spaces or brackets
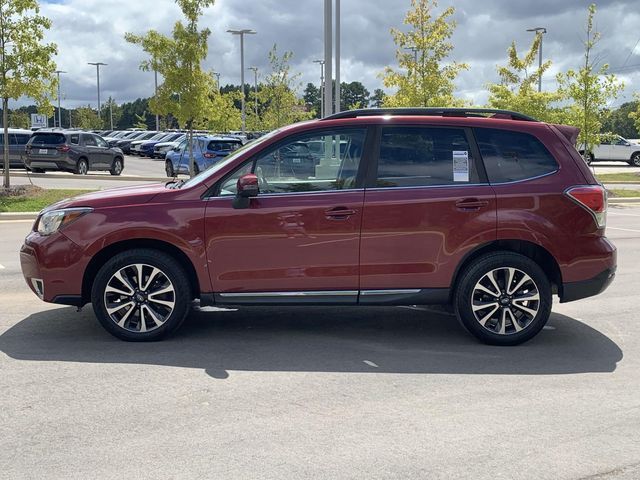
565,185,607,228
57,145,71,153
203,152,216,159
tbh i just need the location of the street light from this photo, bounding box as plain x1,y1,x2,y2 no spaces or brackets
154,69,159,131
526,27,547,92
54,70,66,128
313,59,325,117
248,66,258,118
87,62,107,124
227,29,256,134
212,71,221,93
404,46,419,68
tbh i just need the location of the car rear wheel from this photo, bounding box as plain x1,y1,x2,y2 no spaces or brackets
91,249,192,341
110,158,123,176
76,158,89,175
454,252,552,346
629,152,640,167
165,161,174,177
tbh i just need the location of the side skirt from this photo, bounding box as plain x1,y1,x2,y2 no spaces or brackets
200,289,450,307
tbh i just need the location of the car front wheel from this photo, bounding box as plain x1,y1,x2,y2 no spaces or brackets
110,158,123,176
91,249,192,341
165,161,175,177
629,152,640,167
454,252,552,346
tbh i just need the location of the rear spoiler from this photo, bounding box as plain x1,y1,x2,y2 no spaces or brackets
552,124,580,145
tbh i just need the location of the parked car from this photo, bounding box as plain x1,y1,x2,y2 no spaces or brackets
584,135,640,166
152,135,186,159
24,130,124,175
0,128,32,168
113,131,159,154
136,132,184,158
165,136,242,176
20,108,616,345
130,132,168,155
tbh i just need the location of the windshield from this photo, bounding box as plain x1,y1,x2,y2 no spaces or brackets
178,129,279,190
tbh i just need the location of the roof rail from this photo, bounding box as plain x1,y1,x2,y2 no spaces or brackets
320,108,539,122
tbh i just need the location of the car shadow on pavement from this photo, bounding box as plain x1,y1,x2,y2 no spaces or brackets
0,305,622,379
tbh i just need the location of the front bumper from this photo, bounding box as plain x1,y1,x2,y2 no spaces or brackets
20,230,89,306
560,267,616,303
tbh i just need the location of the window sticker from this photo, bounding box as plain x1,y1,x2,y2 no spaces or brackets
453,150,470,182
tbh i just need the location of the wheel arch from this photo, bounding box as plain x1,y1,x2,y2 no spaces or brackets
82,238,200,304
450,239,562,300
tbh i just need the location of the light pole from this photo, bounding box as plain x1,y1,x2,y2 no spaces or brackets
54,70,66,128
313,59,325,117
248,66,258,119
88,62,107,125
323,0,332,117
227,29,256,134
526,27,547,92
109,99,114,130
212,71,221,93
334,0,340,113
404,46,419,71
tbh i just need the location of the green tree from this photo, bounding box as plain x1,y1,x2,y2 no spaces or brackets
102,97,122,130
126,0,215,176
8,110,29,129
556,4,624,156
341,81,370,110
206,87,242,132
72,105,103,129
256,44,312,130
380,0,468,107
303,82,320,118
133,111,148,129
628,95,640,136
370,88,386,108
487,33,565,122
0,0,57,188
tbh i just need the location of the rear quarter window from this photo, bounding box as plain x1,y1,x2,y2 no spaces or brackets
29,133,66,145
475,128,558,183
208,141,241,151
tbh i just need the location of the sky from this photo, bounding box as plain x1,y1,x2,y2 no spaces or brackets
36,0,640,110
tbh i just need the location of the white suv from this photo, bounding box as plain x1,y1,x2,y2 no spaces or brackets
588,135,640,166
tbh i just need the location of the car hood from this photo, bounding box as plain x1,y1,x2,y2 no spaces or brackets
42,183,168,211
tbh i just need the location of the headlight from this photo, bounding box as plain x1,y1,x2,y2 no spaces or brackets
36,207,93,236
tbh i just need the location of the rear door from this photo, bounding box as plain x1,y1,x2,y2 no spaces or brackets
94,135,113,168
359,125,497,297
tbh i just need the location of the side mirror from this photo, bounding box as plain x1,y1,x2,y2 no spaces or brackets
233,173,259,209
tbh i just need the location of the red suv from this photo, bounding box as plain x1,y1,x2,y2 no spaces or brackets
20,109,616,345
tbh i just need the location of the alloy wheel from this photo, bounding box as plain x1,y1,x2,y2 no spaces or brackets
471,267,540,335
103,263,176,333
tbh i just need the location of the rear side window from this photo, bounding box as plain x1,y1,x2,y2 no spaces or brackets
208,141,240,151
29,133,65,145
69,134,80,145
375,126,480,187
475,128,558,183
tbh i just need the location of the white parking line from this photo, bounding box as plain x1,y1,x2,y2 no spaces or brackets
608,227,640,233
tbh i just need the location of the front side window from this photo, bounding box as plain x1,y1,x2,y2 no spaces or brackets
95,136,108,148
83,135,97,147
475,128,558,183
375,126,480,187
218,128,367,196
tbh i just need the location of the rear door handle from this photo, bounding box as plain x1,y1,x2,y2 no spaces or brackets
325,206,356,219
455,198,489,210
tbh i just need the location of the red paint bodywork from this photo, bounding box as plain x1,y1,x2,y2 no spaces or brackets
20,115,616,305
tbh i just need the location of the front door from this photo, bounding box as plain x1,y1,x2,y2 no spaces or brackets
204,127,370,303
359,125,497,296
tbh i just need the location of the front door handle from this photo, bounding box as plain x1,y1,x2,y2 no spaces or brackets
325,206,356,219
455,198,489,211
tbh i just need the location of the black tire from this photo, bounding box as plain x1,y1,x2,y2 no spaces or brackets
110,157,123,176
586,153,594,166
91,249,192,341
165,160,174,177
76,158,89,175
193,163,200,175
629,152,640,167
454,252,552,346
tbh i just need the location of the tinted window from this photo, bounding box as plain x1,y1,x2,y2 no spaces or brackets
375,127,479,187
29,133,66,145
219,128,367,196
69,134,80,145
475,128,558,183
82,134,97,147
15,134,31,145
95,136,108,148
208,141,240,152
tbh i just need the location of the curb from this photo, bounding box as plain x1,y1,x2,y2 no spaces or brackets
0,212,39,221
9,172,166,182
609,197,640,204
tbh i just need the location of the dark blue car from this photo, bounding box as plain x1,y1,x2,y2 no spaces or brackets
136,132,184,157
165,135,243,176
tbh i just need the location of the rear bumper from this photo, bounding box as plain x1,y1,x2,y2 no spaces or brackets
560,267,616,303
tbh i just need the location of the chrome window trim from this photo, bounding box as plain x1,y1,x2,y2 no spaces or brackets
209,188,365,200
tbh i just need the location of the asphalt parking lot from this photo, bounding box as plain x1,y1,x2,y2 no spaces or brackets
1,205,639,479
